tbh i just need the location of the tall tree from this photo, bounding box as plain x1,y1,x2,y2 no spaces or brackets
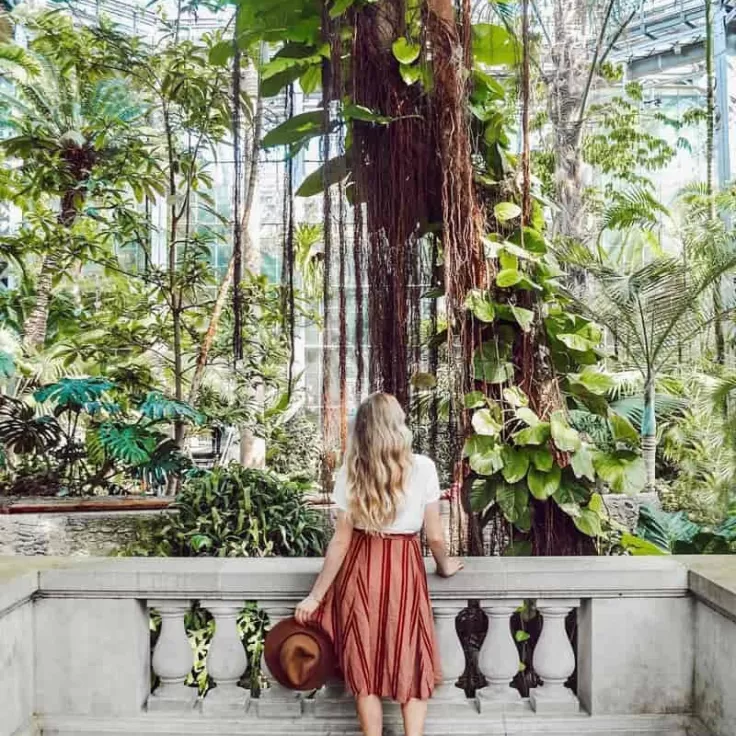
0,13,162,350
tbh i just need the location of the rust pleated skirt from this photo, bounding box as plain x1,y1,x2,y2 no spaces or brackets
314,529,442,704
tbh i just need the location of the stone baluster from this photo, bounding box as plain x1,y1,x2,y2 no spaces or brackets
432,601,467,702
202,601,249,714
257,601,302,718
477,599,523,711
147,600,197,712
530,599,580,714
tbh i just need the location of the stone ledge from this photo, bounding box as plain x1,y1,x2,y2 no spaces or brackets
27,555,691,601
36,713,708,736
682,557,736,623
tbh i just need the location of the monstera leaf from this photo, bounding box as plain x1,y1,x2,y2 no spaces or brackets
131,438,190,489
0,396,61,454
138,392,204,425
34,377,115,414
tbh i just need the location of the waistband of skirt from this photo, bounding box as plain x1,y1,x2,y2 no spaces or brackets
353,528,419,540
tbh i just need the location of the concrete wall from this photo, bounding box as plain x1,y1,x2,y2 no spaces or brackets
687,560,736,736
0,569,38,736
0,510,163,557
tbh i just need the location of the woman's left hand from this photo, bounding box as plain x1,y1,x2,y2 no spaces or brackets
295,595,320,624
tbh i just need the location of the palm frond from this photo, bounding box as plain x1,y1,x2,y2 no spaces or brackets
600,185,669,233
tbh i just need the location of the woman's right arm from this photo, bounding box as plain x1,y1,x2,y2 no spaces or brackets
424,501,463,577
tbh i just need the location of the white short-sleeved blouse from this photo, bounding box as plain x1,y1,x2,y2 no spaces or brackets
332,453,441,534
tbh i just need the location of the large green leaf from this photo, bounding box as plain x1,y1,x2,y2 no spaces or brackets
501,446,530,484
98,422,156,465
463,434,503,476
593,450,646,494
637,504,699,553
296,154,349,198
571,444,596,481
530,447,554,471
496,268,522,288
261,110,323,149
508,226,548,255
473,342,513,384
464,391,487,409
510,305,534,332
553,481,588,518
497,482,531,531
620,533,668,556
465,289,496,322
472,408,502,436
574,508,603,537
569,369,615,396
342,103,392,124
472,24,519,67
513,422,551,446
550,410,582,452
527,464,561,500
470,477,496,512
34,377,115,413
608,411,639,446
139,392,204,425
392,37,421,65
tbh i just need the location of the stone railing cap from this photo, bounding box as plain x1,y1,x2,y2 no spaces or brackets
679,556,736,622
12,554,692,601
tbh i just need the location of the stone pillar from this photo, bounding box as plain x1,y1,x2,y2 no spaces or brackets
202,601,249,714
257,601,302,717
147,600,197,712
530,599,580,714
477,599,523,710
432,601,466,702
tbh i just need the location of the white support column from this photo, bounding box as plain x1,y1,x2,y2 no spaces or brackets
147,600,198,712
530,598,580,714
201,601,249,715
256,601,302,718
431,601,467,702
477,599,523,711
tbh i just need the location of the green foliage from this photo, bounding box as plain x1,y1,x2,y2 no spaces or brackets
634,504,736,555
0,377,195,496
266,408,322,479
121,465,328,557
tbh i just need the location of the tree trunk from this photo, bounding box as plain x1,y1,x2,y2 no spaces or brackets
704,0,726,365
548,0,588,244
22,190,80,350
188,69,263,406
642,378,656,491
22,254,55,350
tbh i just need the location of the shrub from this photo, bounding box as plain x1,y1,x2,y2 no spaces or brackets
121,464,329,557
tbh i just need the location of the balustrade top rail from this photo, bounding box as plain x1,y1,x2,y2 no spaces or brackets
2,554,734,610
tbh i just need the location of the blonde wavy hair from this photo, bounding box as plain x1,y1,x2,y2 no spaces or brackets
344,393,413,534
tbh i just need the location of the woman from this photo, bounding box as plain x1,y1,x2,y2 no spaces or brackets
295,392,463,736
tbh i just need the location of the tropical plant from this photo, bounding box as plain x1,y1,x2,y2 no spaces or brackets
0,376,199,495
563,249,736,491
629,503,736,555
120,464,328,557
0,11,163,349
659,371,736,523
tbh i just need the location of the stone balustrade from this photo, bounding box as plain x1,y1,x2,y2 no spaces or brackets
1,555,735,736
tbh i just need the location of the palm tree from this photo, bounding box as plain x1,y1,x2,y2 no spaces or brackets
566,249,736,490
0,15,160,350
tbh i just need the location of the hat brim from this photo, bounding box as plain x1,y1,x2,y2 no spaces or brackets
263,617,336,691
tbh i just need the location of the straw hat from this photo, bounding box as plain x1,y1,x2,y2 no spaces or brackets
263,617,336,691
